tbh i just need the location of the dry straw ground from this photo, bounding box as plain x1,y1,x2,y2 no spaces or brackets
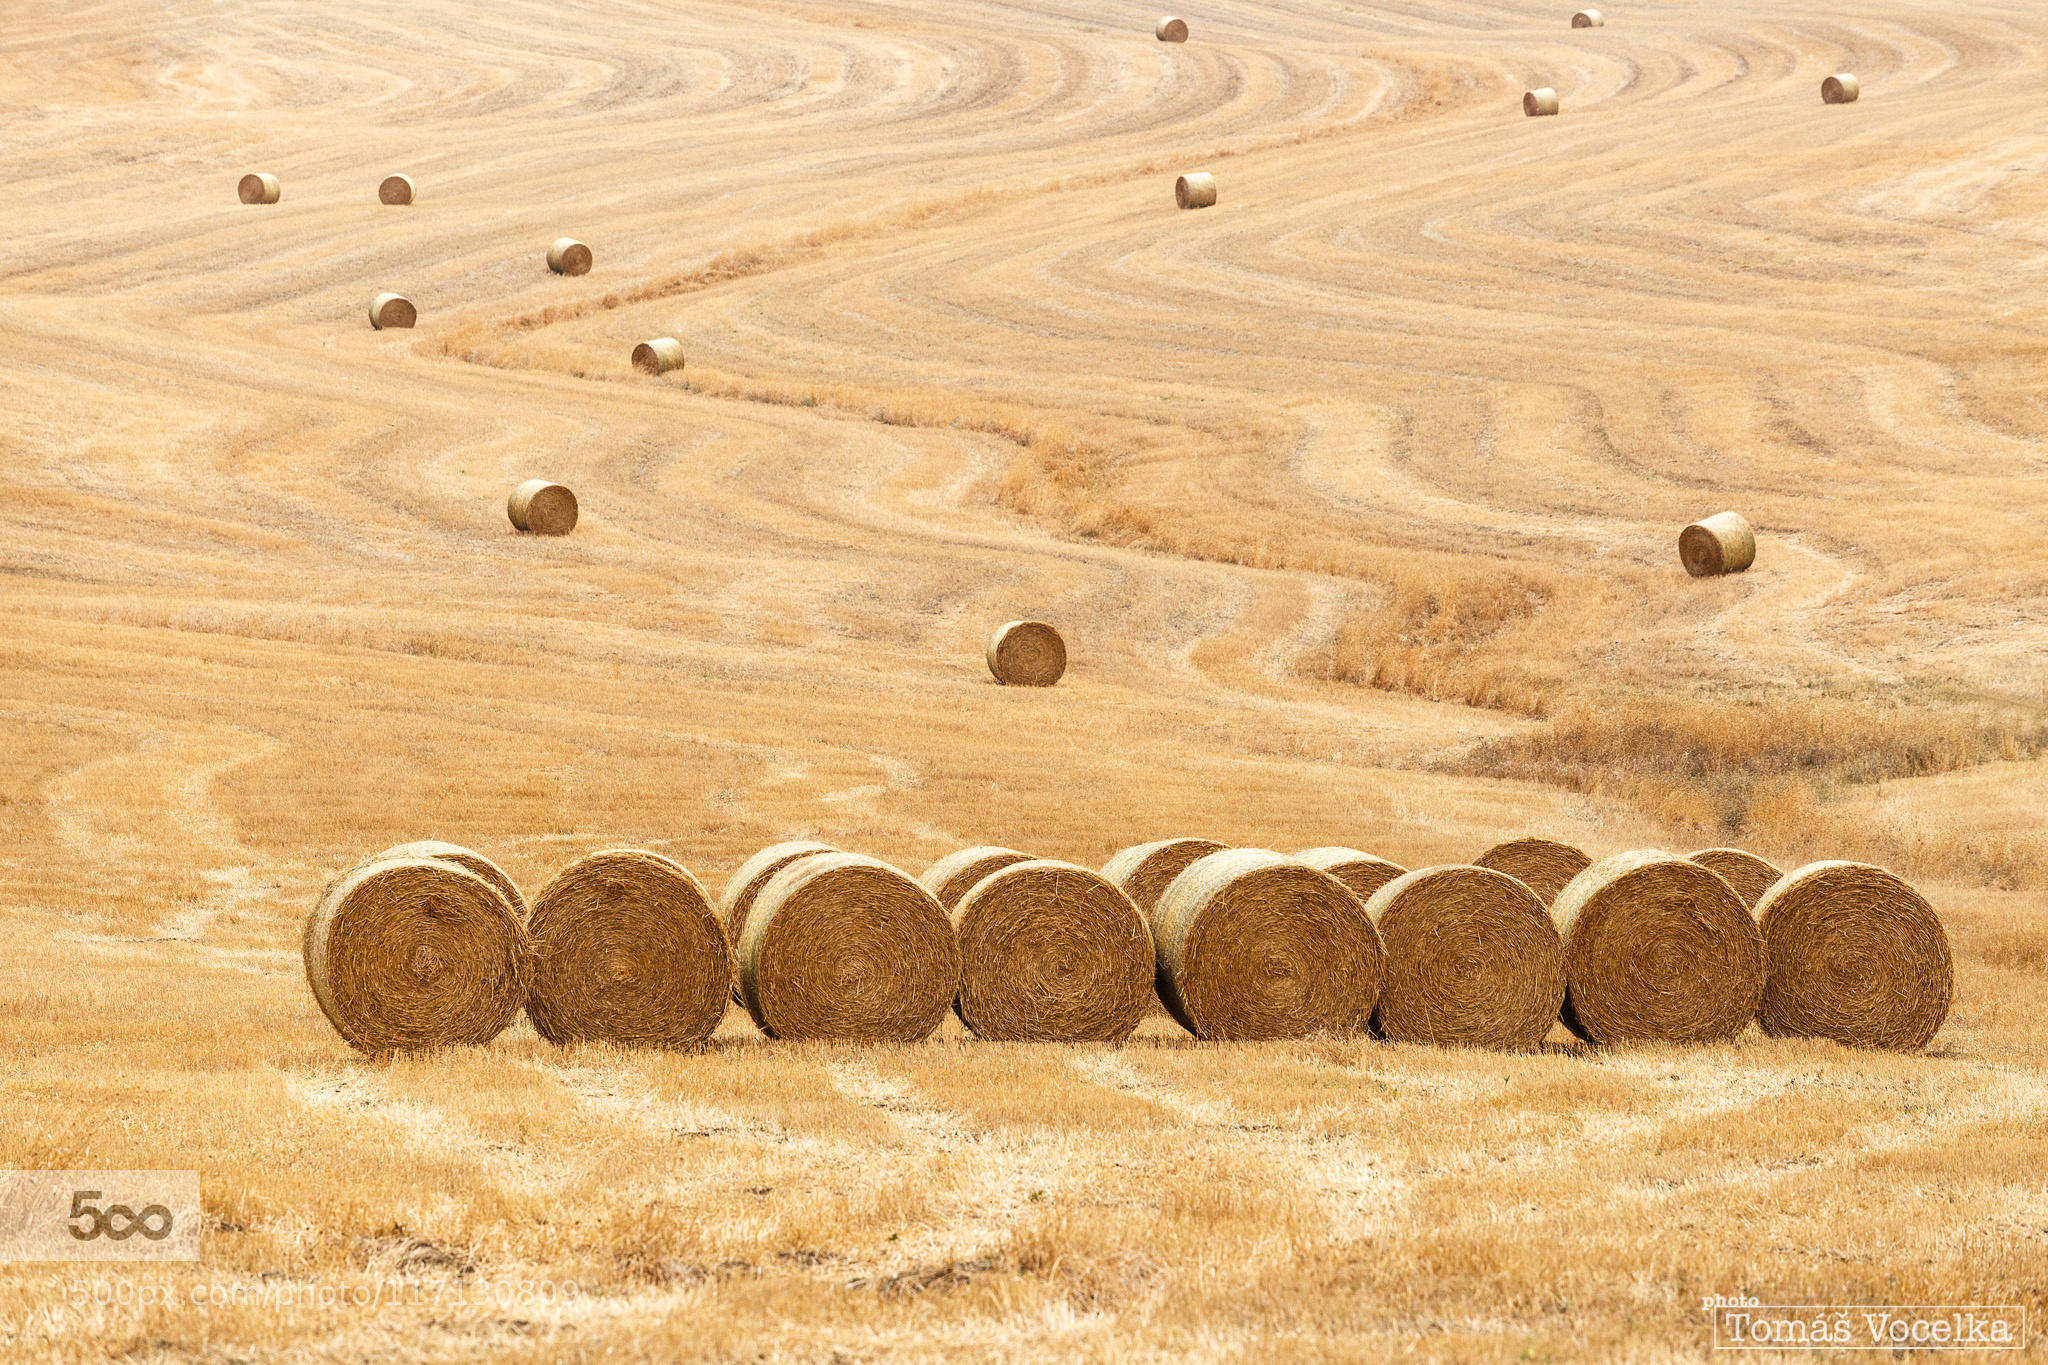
2,0,2047,1359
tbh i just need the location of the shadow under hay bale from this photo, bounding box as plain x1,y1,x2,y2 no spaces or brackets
238,173,280,204
1362,865,1564,1049
525,849,732,1048
507,479,577,535
1822,73,1860,104
1474,836,1591,907
986,620,1066,686
1153,849,1382,1040
368,293,415,330
1754,861,1952,1051
548,237,592,276
378,174,415,205
952,860,1153,1041
364,840,527,918
1102,836,1227,926
920,846,1033,911
1175,172,1216,209
739,853,959,1042
1680,511,1755,577
1295,847,1408,904
631,337,684,374
1552,850,1764,1044
1688,847,1782,911
303,856,530,1053
1524,88,1560,117
1156,16,1188,42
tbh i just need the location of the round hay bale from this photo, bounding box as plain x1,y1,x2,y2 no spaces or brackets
739,852,959,1041
1175,172,1217,210
366,840,526,917
920,845,1033,910
1295,847,1408,904
507,479,578,535
525,849,732,1047
1679,510,1756,577
1361,866,1564,1048
1155,16,1188,42
1153,849,1382,1039
1551,849,1764,1044
1753,861,1952,1051
1822,73,1860,104
716,840,839,1005
238,173,281,205
368,292,416,330
1474,837,1592,907
631,337,684,374
547,237,592,276
1102,836,1227,923
986,620,1066,687
1571,9,1604,27
378,174,415,205
1524,88,1560,117
1687,847,1782,911
952,860,1153,1041
302,856,530,1053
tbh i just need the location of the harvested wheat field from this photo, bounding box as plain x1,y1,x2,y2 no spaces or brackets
2,0,2047,1359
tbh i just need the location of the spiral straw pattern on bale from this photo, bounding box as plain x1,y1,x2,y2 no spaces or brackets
1295,847,1408,904
1153,849,1382,1040
631,337,685,374
951,860,1153,1042
1679,511,1756,577
1571,9,1604,27
739,852,960,1042
1688,847,1782,911
1155,16,1188,42
524,849,733,1048
237,173,280,204
1361,866,1564,1049
920,845,1033,910
986,620,1066,686
1551,850,1764,1044
507,479,578,535
717,840,838,1005
368,293,416,330
1474,836,1591,907
378,174,415,205
366,840,527,917
1102,837,1227,924
547,237,592,276
1753,861,1952,1051
1822,73,1860,104
1175,172,1217,209
303,856,531,1053
1524,88,1560,117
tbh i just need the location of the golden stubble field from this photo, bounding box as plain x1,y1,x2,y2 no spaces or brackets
2,0,2045,1359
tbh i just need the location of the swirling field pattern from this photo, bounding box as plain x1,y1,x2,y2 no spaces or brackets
1,0,2045,1359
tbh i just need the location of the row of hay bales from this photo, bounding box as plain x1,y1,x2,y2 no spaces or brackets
305,834,1951,1056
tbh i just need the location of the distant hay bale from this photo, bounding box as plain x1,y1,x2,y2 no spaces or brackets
1679,511,1755,577
631,337,685,374
1753,861,1952,1051
507,479,578,535
366,840,526,917
1688,847,1782,911
547,237,592,276
920,846,1033,910
1361,866,1564,1048
716,840,838,1005
1153,849,1383,1039
368,292,416,330
1102,836,1227,923
238,173,280,205
1295,847,1408,904
1175,172,1217,210
1551,850,1764,1044
303,856,530,1053
525,849,733,1047
1571,9,1604,27
986,620,1066,686
1524,88,1560,117
738,852,959,1041
1156,16,1188,42
1474,836,1591,907
378,174,415,205
952,860,1153,1041
1822,73,1860,104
